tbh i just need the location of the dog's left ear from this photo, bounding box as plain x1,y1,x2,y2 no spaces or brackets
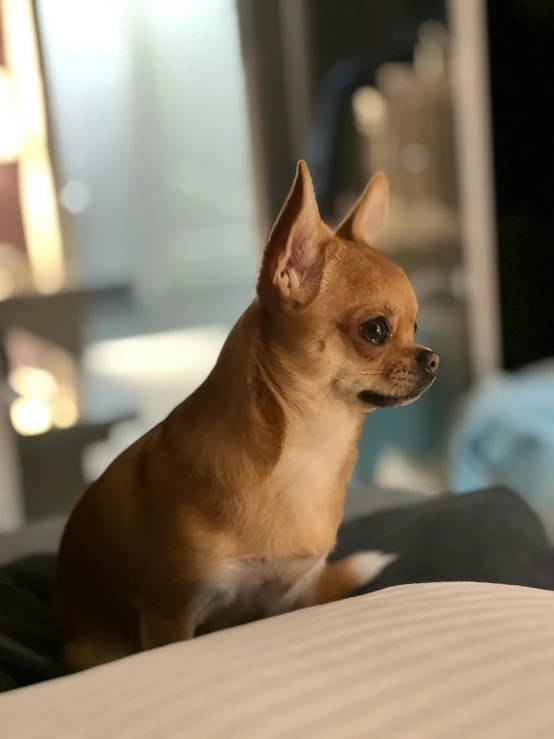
335,172,388,244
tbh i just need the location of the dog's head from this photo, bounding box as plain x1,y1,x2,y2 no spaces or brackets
257,161,438,412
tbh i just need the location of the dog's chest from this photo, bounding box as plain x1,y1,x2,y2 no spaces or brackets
266,404,358,500
194,555,324,635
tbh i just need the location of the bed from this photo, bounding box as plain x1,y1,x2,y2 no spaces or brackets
2,581,554,738
1,486,554,736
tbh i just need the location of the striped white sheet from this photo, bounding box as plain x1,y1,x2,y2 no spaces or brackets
2,582,554,738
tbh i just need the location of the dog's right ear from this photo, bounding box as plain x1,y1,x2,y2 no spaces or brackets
257,161,331,308
335,171,388,244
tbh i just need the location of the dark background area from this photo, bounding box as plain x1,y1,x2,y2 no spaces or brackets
488,0,554,369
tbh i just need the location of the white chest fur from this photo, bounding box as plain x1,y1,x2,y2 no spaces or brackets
190,555,325,636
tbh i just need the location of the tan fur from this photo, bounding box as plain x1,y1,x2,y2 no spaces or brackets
55,162,438,671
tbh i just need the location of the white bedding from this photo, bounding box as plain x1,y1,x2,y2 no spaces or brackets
2,582,554,738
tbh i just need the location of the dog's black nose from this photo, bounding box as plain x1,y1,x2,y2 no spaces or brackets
417,349,440,376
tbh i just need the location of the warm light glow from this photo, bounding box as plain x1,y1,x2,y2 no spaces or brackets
0,67,20,162
352,87,387,136
51,387,78,428
1,0,65,294
9,366,78,430
8,365,57,400
10,397,53,435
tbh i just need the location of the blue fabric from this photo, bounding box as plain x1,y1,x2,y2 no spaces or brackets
450,362,554,509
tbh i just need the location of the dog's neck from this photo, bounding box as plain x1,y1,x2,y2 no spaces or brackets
220,300,360,431
179,301,362,491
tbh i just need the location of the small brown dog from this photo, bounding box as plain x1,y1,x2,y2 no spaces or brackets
55,162,438,670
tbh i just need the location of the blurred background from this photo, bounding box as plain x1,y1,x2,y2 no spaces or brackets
0,0,553,532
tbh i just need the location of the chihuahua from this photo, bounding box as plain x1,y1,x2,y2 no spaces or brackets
55,162,438,670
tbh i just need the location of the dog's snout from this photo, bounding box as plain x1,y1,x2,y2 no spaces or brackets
417,349,440,376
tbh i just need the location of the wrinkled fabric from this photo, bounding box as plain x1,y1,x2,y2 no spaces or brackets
450,362,554,509
0,555,65,692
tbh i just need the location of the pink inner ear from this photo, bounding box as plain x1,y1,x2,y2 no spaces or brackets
275,251,299,295
274,225,321,297
282,243,304,274
279,228,310,274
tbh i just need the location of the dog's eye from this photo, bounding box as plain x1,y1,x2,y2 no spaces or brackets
360,317,390,345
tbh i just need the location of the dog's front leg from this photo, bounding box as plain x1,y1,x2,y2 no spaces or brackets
139,586,220,649
139,607,189,650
